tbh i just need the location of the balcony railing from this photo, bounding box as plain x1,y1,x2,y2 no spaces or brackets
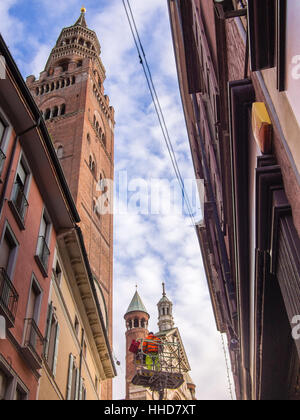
0,147,6,175
35,236,50,276
0,267,19,328
9,182,29,228
22,318,44,370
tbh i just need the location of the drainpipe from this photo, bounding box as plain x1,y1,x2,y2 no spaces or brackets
0,118,42,216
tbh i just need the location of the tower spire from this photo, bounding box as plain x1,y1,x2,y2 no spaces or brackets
157,283,174,332
162,282,166,297
74,7,87,28
125,289,149,317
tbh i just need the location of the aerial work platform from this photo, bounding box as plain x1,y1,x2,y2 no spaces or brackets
130,338,188,399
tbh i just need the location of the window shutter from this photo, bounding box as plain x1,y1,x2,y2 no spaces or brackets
78,378,83,401
52,323,60,377
44,303,53,358
66,354,74,400
75,368,80,401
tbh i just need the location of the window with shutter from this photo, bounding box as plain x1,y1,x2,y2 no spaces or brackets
71,365,77,400
0,369,8,400
0,118,5,147
35,210,52,276
74,367,80,400
0,226,18,280
44,303,54,358
0,234,13,271
52,323,60,377
10,156,30,227
0,118,7,174
66,354,74,400
44,306,59,375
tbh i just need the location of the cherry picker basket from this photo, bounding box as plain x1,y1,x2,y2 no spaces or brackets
131,337,188,395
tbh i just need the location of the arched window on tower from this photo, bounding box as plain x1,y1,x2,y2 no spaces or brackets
141,318,145,328
60,61,69,72
134,319,139,328
66,78,70,87
52,106,58,118
60,104,66,115
44,109,51,120
102,133,106,147
89,155,96,177
56,145,63,159
51,82,55,91
128,320,133,329
72,76,76,84
91,161,96,176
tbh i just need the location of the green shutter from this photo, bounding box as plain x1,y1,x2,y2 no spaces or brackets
44,302,53,358
52,323,60,376
75,368,80,400
78,378,83,401
66,354,74,400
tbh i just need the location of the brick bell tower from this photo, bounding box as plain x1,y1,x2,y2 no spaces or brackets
26,8,115,399
124,290,150,400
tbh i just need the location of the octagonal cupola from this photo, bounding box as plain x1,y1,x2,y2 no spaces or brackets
44,8,105,82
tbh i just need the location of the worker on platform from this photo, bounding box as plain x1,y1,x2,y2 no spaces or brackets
143,332,161,370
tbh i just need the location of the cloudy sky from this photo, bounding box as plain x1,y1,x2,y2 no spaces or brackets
1,0,235,400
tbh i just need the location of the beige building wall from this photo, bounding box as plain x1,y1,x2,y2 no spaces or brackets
38,248,106,400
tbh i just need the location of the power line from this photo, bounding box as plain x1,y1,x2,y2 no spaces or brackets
122,0,197,228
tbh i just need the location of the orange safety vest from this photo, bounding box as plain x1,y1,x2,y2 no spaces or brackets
143,334,161,354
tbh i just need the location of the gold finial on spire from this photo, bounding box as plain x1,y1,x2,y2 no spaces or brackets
81,6,86,13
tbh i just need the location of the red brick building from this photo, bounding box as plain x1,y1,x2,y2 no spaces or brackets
0,33,80,399
26,9,115,399
168,0,300,400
